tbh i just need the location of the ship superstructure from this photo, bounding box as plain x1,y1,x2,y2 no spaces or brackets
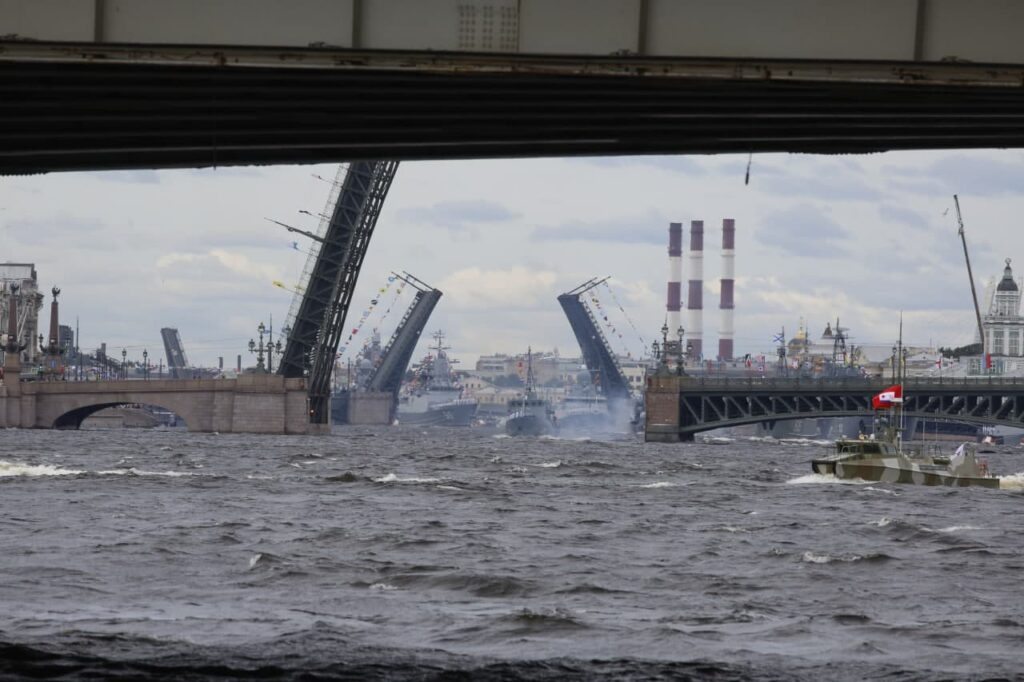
332,273,453,425
398,330,478,426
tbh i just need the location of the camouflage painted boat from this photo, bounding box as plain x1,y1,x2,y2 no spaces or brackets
812,439,1000,488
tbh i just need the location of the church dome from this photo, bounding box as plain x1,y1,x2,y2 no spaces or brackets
997,258,1018,292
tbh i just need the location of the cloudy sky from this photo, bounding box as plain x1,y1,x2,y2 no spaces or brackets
1,149,1021,369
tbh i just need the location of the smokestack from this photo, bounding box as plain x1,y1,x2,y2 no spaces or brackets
688,220,704,360
719,219,735,361
666,222,683,333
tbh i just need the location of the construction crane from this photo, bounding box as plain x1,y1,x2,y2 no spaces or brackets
954,194,987,365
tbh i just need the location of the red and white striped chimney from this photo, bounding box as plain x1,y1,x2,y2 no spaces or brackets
688,220,704,360
719,219,735,361
667,222,683,333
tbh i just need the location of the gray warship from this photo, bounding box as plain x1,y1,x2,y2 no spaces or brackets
504,347,555,436
396,331,477,426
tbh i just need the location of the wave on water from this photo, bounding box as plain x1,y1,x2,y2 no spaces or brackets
935,525,982,533
638,481,680,489
499,607,587,633
538,461,562,468
373,473,441,484
95,468,196,478
0,461,83,477
0,461,203,479
801,551,893,564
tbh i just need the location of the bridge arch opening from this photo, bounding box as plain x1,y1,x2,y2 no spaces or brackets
53,402,188,430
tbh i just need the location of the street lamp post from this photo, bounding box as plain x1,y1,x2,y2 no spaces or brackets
121,348,127,380
249,322,267,372
660,322,669,370
676,325,685,376
265,322,284,374
143,349,149,380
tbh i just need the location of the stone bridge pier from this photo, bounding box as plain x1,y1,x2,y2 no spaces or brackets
0,374,323,434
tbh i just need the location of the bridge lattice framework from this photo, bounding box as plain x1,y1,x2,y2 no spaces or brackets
645,376,1024,441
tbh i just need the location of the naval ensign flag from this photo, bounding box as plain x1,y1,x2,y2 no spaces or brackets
872,385,903,410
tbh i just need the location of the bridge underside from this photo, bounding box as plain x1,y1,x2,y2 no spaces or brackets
51,402,176,430
4,44,1024,174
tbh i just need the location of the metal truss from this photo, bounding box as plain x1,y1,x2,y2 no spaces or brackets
672,377,1024,437
277,160,399,425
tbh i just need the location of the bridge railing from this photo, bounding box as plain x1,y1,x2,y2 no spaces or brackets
676,375,1024,390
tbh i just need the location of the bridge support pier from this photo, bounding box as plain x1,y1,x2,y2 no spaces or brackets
645,375,688,442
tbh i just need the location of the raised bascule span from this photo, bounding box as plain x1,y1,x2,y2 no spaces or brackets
278,160,400,428
159,327,189,380
362,274,443,416
558,278,632,408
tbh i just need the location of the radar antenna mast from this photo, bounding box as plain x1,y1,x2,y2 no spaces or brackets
954,195,986,364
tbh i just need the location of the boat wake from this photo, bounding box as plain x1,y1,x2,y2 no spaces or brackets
997,472,1024,490
785,473,872,486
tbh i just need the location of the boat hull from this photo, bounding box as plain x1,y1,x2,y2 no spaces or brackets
831,459,1000,488
811,451,1001,488
398,400,478,427
505,414,554,437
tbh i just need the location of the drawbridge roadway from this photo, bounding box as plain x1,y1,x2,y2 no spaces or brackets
644,375,1024,442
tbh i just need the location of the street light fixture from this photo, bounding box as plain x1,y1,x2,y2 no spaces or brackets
249,322,267,372
143,349,149,380
676,326,685,376
121,348,127,380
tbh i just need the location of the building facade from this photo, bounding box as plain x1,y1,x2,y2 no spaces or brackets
983,259,1024,357
0,263,44,366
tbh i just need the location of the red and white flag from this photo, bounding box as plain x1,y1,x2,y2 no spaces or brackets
872,384,903,410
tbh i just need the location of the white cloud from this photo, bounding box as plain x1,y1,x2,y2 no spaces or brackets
437,267,558,310
2,149,1021,366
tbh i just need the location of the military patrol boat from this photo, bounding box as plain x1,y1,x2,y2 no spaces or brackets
811,436,999,488
505,348,556,437
811,328,1000,488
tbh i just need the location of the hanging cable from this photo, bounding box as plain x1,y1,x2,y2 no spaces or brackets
602,279,647,351
336,273,405,360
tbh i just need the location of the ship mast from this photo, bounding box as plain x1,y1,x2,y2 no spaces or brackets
897,312,904,453
954,195,986,365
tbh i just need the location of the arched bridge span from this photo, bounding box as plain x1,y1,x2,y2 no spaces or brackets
645,376,1024,441
0,375,313,434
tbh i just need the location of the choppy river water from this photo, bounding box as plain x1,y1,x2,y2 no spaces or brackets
1,426,1023,680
